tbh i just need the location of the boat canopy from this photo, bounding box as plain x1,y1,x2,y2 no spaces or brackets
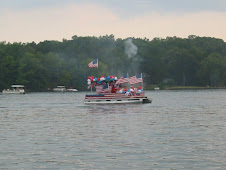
11,85,25,88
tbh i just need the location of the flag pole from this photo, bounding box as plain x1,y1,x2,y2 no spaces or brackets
127,73,129,88
141,73,144,89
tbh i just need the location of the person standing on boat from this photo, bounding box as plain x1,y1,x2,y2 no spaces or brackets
123,86,127,94
111,85,117,93
137,86,143,93
116,87,123,93
130,86,135,93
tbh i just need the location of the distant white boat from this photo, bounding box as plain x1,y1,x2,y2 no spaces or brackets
53,86,66,92
2,85,25,94
66,88,78,92
154,87,160,90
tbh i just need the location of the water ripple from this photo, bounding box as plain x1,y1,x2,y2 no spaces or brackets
0,90,226,169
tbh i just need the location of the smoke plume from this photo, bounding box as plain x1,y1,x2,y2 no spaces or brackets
124,38,138,58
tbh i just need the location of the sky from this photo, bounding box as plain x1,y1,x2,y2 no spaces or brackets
1,0,226,43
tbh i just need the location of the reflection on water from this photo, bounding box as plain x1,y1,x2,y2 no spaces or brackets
86,103,146,114
0,90,226,169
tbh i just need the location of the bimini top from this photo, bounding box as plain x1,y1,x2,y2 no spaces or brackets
56,86,66,88
11,85,25,88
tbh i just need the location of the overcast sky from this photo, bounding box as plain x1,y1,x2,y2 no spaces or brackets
1,0,226,42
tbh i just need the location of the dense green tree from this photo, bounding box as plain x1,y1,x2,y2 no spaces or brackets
197,53,225,86
0,35,225,91
0,55,17,88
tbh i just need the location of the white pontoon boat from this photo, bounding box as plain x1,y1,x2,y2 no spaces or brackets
84,74,152,104
53,86,66,92
2,85,25,94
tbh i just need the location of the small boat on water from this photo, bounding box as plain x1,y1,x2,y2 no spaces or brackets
53,86,66,92
2,85,25,94
66,88,78,92
84,74,152,104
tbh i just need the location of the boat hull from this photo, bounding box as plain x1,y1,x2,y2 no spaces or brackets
84,93,152,104
53,88,66,92
2,90,25,94
66,89,78,92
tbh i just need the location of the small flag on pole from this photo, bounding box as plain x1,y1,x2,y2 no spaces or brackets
88,59,98,68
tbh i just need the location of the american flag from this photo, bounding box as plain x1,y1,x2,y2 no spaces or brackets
115,73,129,85
129,73,143,85
95,84,109,93
88,59,98,68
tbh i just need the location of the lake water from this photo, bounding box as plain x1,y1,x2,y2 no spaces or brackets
0,90,225,169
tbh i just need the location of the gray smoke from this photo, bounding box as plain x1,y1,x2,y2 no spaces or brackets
124,38,138,58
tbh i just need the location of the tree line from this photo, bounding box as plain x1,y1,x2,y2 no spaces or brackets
0,34,226,91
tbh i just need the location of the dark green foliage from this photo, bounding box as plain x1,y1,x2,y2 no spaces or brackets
0,35,225,91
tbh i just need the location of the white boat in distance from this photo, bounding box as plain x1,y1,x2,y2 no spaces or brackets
53,86,66,92
2,85,25,94
66,88,78,92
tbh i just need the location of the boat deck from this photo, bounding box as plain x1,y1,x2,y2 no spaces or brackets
84,93,152,104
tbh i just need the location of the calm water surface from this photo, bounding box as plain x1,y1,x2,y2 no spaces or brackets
0,90,226,169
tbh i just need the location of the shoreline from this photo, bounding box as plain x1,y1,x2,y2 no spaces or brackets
146,86,226,90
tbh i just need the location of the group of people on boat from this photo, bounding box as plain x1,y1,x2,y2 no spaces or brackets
87,75,143,95
111,84,143,94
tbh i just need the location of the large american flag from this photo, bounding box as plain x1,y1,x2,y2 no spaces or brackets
129,73,143,85
88,59,98,68
115,73,129,85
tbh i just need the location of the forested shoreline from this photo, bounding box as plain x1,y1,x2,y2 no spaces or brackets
0,35,226,91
